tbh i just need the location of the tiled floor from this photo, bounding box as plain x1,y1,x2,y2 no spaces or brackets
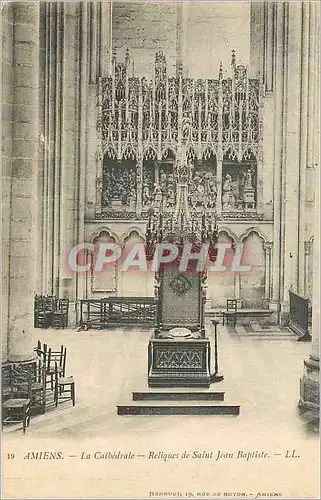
3,321,319,499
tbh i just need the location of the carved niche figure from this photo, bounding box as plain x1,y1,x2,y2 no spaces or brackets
120,181,129,205
206,176,217,209
190,172,207,210
101,175,113,207
128,188,136,211
102,188,111,207
160,171,167,192
142,183,151,208
190,175,200,209
102,166,136,208
166,174,176,209
152,182,163,212
96,177,103,207
222,173,236,210
182,112,192,139
244,168,254,190
241,168,256,210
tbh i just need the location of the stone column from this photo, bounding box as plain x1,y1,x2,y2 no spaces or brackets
280,3,302,317
299,1,320,412
263,242,272,304
270,2,284,313
2,3,14,362
7,3,40,361
249,2,264,80
100,0,113,77
298,2,310,296
263,3,276,93
43,2,56,295
299,166,319,411
303,242,312,298
89,2,97,84
53,2,63,297
234,273,242,309
76,1,89,308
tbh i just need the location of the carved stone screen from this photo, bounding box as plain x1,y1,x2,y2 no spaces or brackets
160,264,200,330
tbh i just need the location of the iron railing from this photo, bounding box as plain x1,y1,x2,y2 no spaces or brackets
289,290,311,341
79,297,157,330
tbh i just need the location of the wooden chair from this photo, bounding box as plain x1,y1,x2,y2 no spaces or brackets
46,346,67,390
54,362,75,407
2,364,12,401
33,340,42,357
15,364,47,415
52,299,69,329
34,296,54,329
34,340,45,380
222,299,238,327
31,363,47,415
2,366,31,433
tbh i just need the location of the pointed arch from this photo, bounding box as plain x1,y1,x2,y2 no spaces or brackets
89,227,119,243
218,226,238,243
120,227,146,244
202,146,217,161
186,144,197,160
143,146,157,160
103,145,117,160
122,144,137,160
161,147,176,160
239,226,268,243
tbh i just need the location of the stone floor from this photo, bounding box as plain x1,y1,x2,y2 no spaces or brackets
3,321,319,499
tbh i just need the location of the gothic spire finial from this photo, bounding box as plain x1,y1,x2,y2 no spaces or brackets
177,61,183,78
231,50,236,67
125,48,130,65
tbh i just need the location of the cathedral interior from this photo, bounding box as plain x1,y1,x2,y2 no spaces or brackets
1,1,320,498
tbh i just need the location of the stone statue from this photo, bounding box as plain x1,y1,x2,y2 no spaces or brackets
223,173,232,192
160,171,167,192
129,169,136,189
166,183,175,208
101,175,112,207
207,177,217,209
142,183,151,207
242,168,256,210
190,175,199,209
222,173,236,210
190,172,208,210
120,184,129,205
153,182,163,211
244,168,254,190
182,112,192,139
128,188,136,211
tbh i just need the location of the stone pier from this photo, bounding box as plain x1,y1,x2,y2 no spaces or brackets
2,3,40,363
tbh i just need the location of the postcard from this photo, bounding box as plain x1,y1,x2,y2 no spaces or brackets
2,1,320,499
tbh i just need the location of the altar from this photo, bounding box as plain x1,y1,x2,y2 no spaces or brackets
148,336,212,388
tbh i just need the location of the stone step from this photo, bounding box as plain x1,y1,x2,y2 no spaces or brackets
132,391,225,401
117,404,240,416
128,400,228,406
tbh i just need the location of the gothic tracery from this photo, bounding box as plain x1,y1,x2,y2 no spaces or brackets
97,50,262,219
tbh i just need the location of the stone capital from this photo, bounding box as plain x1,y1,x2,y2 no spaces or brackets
263,241,272,255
